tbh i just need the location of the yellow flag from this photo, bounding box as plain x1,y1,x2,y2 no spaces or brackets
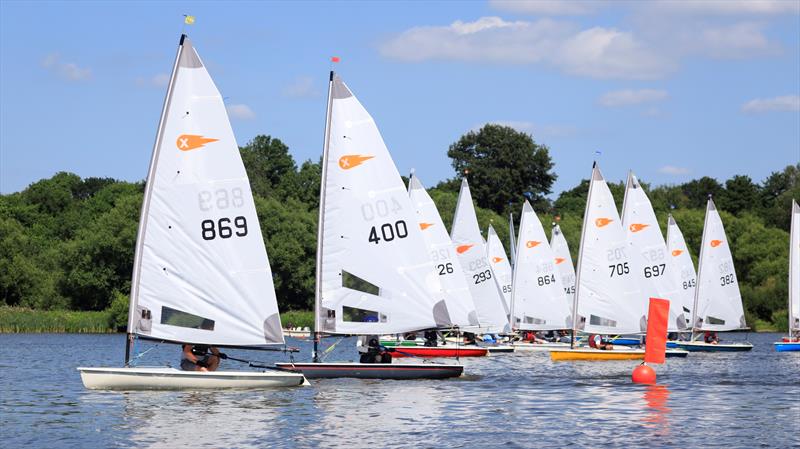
184,15,195,25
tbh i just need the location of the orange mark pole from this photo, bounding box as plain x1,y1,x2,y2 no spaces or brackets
644,297,670,364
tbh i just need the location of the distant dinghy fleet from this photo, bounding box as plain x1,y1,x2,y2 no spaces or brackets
78,34,799,390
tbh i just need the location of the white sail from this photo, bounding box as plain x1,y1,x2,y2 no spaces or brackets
317,74,451,335
127,35,284,346
691,199,747,332
408,174,479,327
510,201,572,330
666,214,696,328
550,223,576,309
620,171,686,331
509,213,517,267
789,200,799,334
572,163,647,335
451,179,510,333
486,225,513,315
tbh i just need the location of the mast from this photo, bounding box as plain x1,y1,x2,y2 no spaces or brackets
509,210,517,268
312,71,335,362
508,213,519,333
570,162,598,348
620,170,633,221
125,34,186,366
691,195,714,341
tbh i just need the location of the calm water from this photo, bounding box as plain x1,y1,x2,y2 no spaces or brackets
1,333,798,448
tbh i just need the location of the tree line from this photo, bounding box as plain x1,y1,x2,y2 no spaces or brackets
1,125,797,330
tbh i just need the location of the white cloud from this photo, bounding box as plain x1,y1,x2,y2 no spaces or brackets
647,0,800,16
694,22,778,59
598,89,668,107
658,165,691,175
490,0,603,15
135,73,170,88
41,53,91,81
742,95,800,113
380,17,672,79
226,104,256,120
282,76,319,98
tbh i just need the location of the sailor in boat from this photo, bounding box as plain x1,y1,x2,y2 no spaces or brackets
423,329,439,347
180,344,227,372
357,336,393,363
588,334,614,350
703,331,719,345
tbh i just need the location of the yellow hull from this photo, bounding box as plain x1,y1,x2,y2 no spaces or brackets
550,349,645,361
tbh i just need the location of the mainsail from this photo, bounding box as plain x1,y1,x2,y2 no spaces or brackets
620,171,686,331
691,198,747,332
316,73,451,335
127,35,284,347
666,214,696,328
572,163,647,335
550,223,576,310
790,200,800,335
510,201,571,330
451,179,510,333
486,225,513,315
408,173,479,327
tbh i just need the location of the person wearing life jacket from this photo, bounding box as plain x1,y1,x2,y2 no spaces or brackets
181,344,226,371
357,336,393,363
704,331,719,344
589,334,613,350
423,329,439,347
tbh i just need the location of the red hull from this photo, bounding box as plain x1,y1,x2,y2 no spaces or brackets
391,346,488,358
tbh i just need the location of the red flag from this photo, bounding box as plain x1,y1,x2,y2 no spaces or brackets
331,56,340,63
644,297,670,364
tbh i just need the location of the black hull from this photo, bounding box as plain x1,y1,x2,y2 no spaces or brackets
274,362,464,379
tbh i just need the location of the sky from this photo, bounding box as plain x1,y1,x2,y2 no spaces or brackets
1,0,799,197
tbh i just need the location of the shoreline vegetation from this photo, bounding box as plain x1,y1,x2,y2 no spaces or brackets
0,307,315,334
0,307,779,334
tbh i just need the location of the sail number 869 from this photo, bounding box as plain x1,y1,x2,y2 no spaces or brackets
201,217,248,240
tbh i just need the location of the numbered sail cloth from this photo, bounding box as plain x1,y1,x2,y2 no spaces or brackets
691,199,747,331
790,200,800,335
486,225,513,315
666,214,696,327
572,163,647,335
550,223,576,310
621,172,686,331
127,36,284,347
510,201,571,330
408,174,479,328
317,75,451,335
451,179,510,333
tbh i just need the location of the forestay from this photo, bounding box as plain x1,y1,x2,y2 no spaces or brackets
790,200,800,334
451,179,510,333
621,172,686,331
691,199,747,332
486,225,513,315
408,174,479,328
550,223,576,310
666,214,696,328
572,163,647,335
510,201,571,330
127,35,284,347
317,75,451,335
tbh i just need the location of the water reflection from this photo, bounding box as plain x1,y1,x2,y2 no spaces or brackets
642,384,671,432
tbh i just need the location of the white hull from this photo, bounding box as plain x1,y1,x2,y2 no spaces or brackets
511,342,572,352
78,367,308,390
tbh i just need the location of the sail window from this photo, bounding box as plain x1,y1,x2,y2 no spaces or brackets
160,306,215,330
341,270,380,296
589,315,617,328
343,306,386,323
706,316,725,325
523,316,546,325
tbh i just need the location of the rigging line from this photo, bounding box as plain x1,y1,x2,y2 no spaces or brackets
320,337,345,362
131,339,164,365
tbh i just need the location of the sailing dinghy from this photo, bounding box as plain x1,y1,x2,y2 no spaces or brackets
78,35,307,389
666,214,697,331
775,200,800,351
274,73,464,378
674,198,753,352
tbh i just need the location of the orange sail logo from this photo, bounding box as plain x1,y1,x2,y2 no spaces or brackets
671,249,683,257
419,222,434,230
595,217,613,228
555,257,566,265
710,239,723,247
177,134,218,151
456,244,474,254
492,256,504,263
629,223,649,233
338,154,374,170
526,240,541,248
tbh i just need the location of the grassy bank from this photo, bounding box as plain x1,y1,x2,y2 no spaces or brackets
0,306,316,333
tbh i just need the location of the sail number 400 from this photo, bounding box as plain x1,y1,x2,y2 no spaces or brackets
201,217,248,240
368,220,408,244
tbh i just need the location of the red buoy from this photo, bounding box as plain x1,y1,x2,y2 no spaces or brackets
632,363,657,384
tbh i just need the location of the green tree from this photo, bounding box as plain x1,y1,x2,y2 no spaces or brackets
681,176,723,208
720,175,760,216
240,135,298,199
446,124,556,216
